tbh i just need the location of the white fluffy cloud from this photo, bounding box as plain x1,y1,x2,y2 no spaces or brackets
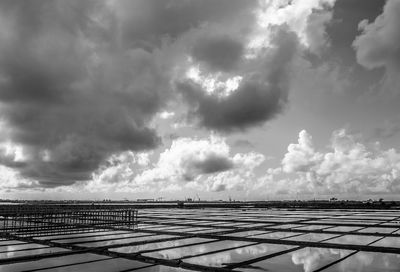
353,0,400,92
0,165,39,191
254,0,336,54
89,136,265,193
282,130,322,173
201,152,265,192
87,151,151,193
260,129,400,196
137,136,234,183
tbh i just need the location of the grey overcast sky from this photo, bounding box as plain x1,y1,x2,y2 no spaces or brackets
1,0,400,201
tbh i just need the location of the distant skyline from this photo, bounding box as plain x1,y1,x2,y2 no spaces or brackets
1,0,400,200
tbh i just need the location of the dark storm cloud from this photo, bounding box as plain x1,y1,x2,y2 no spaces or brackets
0,0,261,187
115,0,258,48
178,29,299,132
177,80,286,132
0,43,165,184
191,34,244,72
0,1,167,185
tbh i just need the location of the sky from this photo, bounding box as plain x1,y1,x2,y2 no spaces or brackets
0,0,400,201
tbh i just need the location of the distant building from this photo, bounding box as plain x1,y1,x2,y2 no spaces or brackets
137,199,154,202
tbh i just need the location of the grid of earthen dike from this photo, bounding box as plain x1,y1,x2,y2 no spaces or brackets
1,205,400,271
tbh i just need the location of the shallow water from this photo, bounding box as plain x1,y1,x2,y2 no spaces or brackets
1,208,400,271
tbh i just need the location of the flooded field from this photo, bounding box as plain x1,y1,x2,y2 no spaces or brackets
1,207,400,271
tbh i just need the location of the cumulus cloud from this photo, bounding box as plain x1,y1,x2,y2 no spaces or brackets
177,28,299,132
259,129,400,195
88,151,151,192
282,130,322,173
256,0,336,54
147,136,235,182
174,0,338,132
90,135,264,193
353,0,400,91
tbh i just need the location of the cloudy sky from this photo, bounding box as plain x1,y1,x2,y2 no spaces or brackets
0,0,399,200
